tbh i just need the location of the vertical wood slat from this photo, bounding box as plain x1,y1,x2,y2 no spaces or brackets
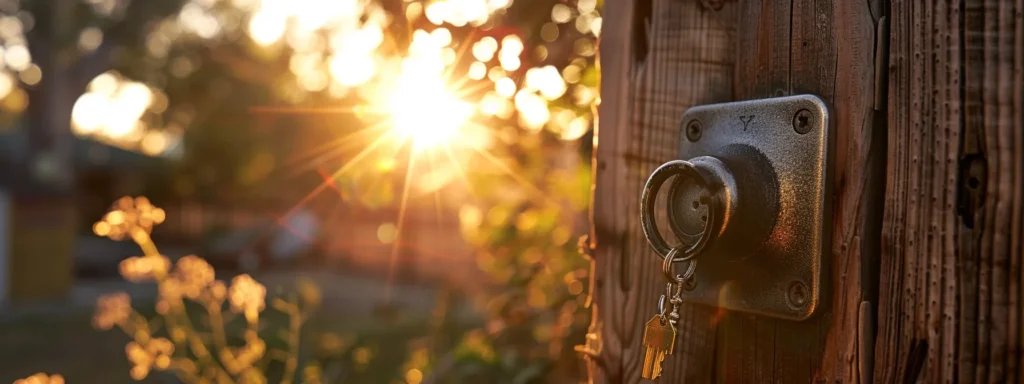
587,0,635,380
1013,0,1024,379
877,0,1024,382
590,0,736,382
728,0,879,382
624,2,737,382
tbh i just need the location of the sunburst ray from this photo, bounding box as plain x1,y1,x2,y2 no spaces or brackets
385,145,418,301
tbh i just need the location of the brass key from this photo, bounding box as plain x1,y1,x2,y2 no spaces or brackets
639,246,698,381
640,314,676,380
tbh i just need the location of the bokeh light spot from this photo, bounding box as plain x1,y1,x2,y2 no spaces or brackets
541,22,559,42
495,77,516,98
248,11,286,46
78,27,104,52
18,64,41,85
551,4,573,23
468,61,487,80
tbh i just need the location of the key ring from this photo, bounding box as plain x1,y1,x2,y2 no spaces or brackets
657,246,696,322
640,160,722,262
661,246,697,285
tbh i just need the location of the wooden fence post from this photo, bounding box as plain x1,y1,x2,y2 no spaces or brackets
583,0,1024,381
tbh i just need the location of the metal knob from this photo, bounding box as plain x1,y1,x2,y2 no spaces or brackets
641,144,780,264
638,95,831,320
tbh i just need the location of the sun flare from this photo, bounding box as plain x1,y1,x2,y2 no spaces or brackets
385,74,473,151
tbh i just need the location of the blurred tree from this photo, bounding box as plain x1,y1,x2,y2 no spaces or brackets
7,0,600,203
0,0,189,303
13,0,185,189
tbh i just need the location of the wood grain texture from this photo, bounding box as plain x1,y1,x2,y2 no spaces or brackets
875,0,1024,383
585,0,635,381
590,0,735,382
589,0,882,382
728,0,879,382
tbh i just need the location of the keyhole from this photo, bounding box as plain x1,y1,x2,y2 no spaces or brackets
797,115,809,128
692,201,707,222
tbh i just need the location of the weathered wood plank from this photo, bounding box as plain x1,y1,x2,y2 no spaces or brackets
623,1,737,381
1013,0,1024,379
876,0,1024,382
590,0,735,382
586,0,636,381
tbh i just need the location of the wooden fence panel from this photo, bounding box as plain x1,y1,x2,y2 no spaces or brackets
589,0,884,381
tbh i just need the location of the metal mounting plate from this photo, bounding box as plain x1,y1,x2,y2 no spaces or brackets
673,95,832,321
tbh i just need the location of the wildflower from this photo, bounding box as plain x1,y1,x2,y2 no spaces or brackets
236,333,266,368
13,373,64,384
93,292,131,330
94,196,166,240
173,255,215,299
119,255,170,282
126,338,175,380
239,367,267,384
126,341,152,380
169,327,187,343
158,277,182,303
209,280,227,302
148,337,175,370
224,331,266,374
229,274,266,322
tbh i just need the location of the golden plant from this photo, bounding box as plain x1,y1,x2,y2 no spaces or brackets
12,373,64,384
90,197,323,383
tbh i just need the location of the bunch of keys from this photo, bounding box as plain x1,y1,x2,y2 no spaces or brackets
640,247,698,380
638,160,720,380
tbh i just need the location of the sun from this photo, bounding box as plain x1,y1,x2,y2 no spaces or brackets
385,73,474,151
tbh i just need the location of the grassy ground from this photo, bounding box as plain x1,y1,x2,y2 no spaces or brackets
0,289,472,383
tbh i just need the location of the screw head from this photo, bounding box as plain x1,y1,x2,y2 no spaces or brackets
787,281,808,308
685,120,702,142
793,109,813,134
